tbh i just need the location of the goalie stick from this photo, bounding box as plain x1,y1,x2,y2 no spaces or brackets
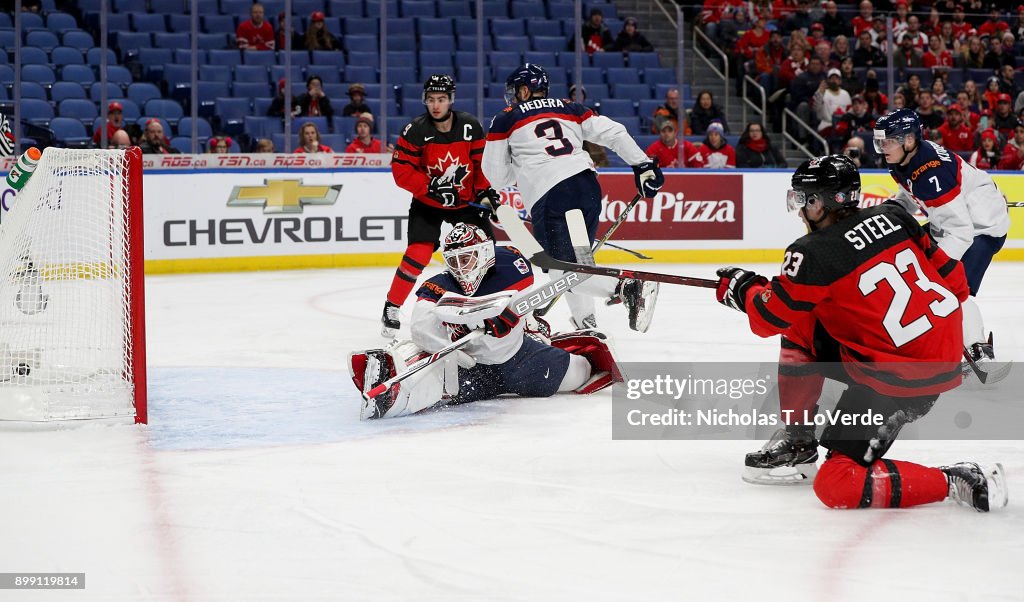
362,329,484,401
534,194,644,317
496,204,719,289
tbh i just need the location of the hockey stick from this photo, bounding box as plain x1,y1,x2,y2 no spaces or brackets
363,329,484,401
534,194,645,317
603,241,653,260
497,204,719,289
1006,202,1024,208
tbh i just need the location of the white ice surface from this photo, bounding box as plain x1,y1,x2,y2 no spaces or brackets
2,263,1022,602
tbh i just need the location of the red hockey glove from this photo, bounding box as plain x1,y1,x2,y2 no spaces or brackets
483,306,521,338
716,267,767,313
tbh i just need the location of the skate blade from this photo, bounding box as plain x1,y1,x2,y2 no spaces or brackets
742,463,818,486
959,361,1013,389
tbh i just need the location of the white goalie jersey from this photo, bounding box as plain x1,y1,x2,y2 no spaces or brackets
482,97,649,212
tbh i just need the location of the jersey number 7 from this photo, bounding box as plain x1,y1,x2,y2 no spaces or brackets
858,248,959,347
535,120,574,157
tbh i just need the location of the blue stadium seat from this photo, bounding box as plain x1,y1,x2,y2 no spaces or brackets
23,64,57,87
250,97,276,117
145,98,185,126
62,30,95,50
420,35,451,52
244,115,278,139
580,83,609,99
328,0,363,17
197,81,231,108
492,18,526,37
292,0,323,16
128,82,162,106
456,36,492,51
595,98,635,117
592,52,625,70
115,32,152,55
343,18,379,36
384,65,417,83
530,21,562,37
627,53,660,69
385,18,416,36
454,18,476,39
26,30,60,52
178,116,214,139
131,12,168,33
138,48,173,80
234,64,269,83
243,51,277,66
19,82,49,100
162,64,193,91
58,98,99,124
233,81,271,98
58,64,95,87
19,47,51,65
220,0,252,16
365,0,400,16
167,14,191,33
643,68,675,86
606,67,640,85
478,2,507,17
202,15,235,34
0,12,9,27
416,17,454,38
547,3,573,19
482,97,505,116
197,33,230,50
209,49,243,68
15,11,44,29
50,81,87,103
51,46,85,66
532,36,567,52
0,30,13,50
311,70,340,84
611,83,651,100
45,11,78,32
90,82,126,103
269,65,306,84
420,51,453,71
281,50,312,67
457,65,490,83
490,51,523,72
523,51,557,67
437,0,470,17
106,66,134,87
49,117,92,147
153,32,189,49
116,99,142,120
511,0,546,19
86,48,118,66
401,0,436,18
151,0,184,13
200,65,232,81
386,36,416,51
172,49,208,64
345,64,377,82
168,137,195,153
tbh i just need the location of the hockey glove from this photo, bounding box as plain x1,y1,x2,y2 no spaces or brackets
427,176,458,207
483,306,521,338
715,267,767,313
475,188,501,213
632,161,665,198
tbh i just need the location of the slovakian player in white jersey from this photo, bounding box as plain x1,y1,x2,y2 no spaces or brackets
873,109,1011,371
481,63,665,332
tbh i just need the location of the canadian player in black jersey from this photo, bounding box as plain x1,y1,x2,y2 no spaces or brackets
382,74,498,338
717,155,1007,511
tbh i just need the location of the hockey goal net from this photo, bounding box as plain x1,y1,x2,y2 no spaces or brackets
0,147,146,423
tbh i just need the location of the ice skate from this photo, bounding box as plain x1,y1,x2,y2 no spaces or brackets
572,313,597,330
743,428,819,485
941,462,1008,512
961,333,1012,385
615,279,659,333
381,301,401,338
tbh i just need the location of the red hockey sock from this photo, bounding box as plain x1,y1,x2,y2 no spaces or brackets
814,452,949,509
386,242,434,306
778,345,823,424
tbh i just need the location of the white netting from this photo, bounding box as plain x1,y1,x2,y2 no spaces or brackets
0,148,139,421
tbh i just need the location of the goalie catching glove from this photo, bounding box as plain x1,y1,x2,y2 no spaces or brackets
715,267,767,313
631,161,665,198
427,175,458,207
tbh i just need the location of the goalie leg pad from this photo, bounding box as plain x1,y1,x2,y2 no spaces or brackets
355,341,458,420
550,330,623,394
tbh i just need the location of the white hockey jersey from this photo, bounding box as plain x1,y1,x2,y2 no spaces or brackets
481,97,649,212
886,140,1010,260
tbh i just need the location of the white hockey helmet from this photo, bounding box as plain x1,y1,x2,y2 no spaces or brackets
442,223,495,295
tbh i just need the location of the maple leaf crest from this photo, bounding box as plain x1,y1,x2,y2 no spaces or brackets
429,151,470,189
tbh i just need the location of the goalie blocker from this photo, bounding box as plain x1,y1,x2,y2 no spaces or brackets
349,330,622,420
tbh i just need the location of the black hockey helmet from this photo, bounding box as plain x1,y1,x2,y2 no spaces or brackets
787,155,861,213
504,63,549,106
422,74,456,104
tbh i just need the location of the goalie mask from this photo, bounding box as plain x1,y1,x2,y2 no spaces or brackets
442,223,495,295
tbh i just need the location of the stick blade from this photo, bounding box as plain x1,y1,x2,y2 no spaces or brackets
497,204,545,258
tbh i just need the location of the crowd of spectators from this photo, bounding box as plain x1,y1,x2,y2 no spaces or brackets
695,0,1024,169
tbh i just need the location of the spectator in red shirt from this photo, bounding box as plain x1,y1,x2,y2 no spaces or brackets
978,6,1009,39
645,120,703,168
938,103,975,152
344,113,393,154
697,121,736,168
737,17,770,61
902,16,928,50
237,2,275,50
293,122,333,153
997,120,1024,169
951,5,976,41
777,45,808,90
92,100,124,146
851,0,874,37
970,128,1002,169
922,35,953,68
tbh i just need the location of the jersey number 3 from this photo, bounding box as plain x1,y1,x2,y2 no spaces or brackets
534,120,573,157
858,248,959,347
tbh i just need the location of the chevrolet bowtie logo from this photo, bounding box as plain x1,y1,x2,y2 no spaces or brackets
227,179,342,214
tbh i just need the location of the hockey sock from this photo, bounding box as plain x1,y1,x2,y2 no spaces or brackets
961,297,986,347
778,344,824,424
813,452,949,509
386,242,434,307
